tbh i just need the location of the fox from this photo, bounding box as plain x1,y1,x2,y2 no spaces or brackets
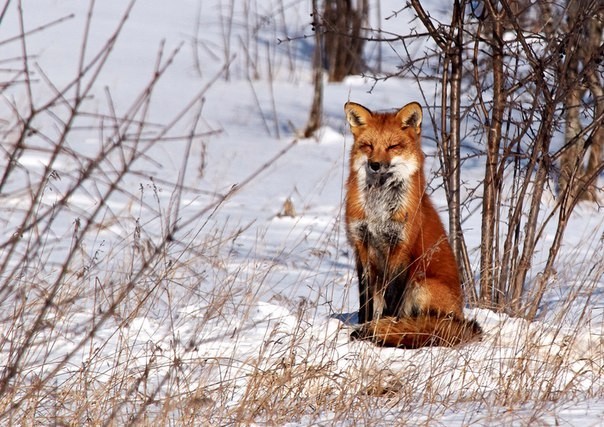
343,101,482,349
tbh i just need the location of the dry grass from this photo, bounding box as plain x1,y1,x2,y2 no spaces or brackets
4,244,601,426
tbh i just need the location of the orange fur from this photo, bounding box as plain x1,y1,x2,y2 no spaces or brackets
352,315,482,349
344,101,482,348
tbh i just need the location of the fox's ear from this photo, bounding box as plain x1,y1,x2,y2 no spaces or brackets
396,102,422,132
345,102,372,128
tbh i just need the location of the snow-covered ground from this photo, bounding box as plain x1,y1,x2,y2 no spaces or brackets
0,0,602,425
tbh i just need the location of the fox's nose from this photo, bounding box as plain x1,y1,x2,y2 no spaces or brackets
368,161,387,173
366,161,391,186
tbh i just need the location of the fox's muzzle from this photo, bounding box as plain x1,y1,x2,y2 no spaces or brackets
366,161,392,187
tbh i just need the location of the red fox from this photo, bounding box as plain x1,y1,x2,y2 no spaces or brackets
344,101,482,348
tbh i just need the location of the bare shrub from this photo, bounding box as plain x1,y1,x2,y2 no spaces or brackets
395,0,604,316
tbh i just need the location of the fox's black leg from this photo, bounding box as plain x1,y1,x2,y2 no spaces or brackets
357,259,372,324
383,270,407,317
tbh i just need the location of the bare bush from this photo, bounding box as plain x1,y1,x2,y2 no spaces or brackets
394,0,604,316
0,2,222,423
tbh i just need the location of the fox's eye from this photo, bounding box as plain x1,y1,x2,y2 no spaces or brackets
387,144,401,150
359,142,373,151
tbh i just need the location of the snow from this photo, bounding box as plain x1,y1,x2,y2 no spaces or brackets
0,0,603,425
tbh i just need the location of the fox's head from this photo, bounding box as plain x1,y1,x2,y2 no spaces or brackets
345,101,423,189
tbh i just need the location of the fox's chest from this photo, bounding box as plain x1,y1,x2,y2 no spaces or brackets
347,185,409,251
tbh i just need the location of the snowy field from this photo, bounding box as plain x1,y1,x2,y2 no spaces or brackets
0,0,603,425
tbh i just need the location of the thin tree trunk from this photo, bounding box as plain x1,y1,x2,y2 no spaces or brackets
559,1,604,202
585,70,604,201
582,8,604,201
448,0,476,303
559,2,584,199
303,0,323,138
479,1,504,307
510,86,557,317
322,0,366,82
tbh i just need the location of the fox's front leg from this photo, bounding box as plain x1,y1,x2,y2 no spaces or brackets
371,278,386,320
356,258,372,324
357,258,388,323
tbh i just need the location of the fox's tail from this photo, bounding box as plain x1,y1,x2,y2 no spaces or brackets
352,314,483,349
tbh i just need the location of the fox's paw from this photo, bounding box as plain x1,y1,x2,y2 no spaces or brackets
350,322,374,341
349,323,365,341
463,317,484,342
349,323,372,342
